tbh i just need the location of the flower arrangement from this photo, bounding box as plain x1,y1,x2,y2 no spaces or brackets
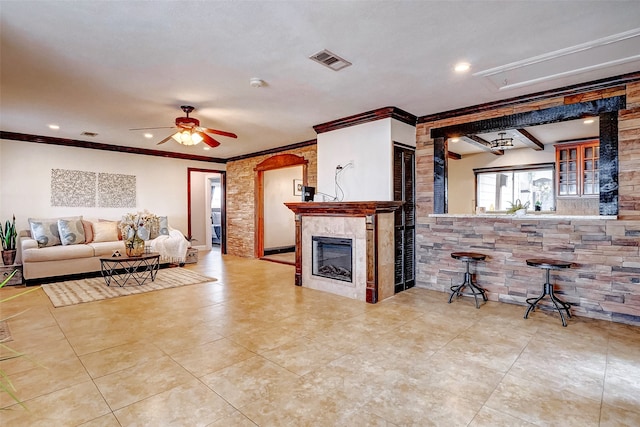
119,212,158,256
120,212,158,240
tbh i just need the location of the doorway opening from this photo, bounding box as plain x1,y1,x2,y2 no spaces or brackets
254,153,308,264
188,168,226,254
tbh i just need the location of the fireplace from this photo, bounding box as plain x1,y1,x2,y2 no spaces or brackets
312,236,352,282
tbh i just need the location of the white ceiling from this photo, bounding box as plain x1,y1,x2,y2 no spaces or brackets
1,1,639,160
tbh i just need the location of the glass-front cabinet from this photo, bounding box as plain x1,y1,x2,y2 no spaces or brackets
556,140,599,197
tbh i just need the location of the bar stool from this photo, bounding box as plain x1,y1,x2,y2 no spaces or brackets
524,258,572,327
449,252,488,309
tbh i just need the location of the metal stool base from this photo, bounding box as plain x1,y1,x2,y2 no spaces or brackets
448,261,487,309
524,269,572,327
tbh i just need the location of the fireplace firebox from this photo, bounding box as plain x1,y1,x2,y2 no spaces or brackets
312,236,352,282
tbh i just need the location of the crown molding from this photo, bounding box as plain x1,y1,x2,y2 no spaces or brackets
313,106,417,134
0,131,227,163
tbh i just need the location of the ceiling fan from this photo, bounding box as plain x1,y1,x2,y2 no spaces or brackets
130,105,237,148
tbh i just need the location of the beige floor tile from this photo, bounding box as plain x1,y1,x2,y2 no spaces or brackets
94,354,194,410
78,412,122,427
79,340,167,378
2,250,640,425
0,355,92,408
485,373,602,426
1,380,111,426
113,378,236,426
599,403,640,427
469,407,537,426
602,368,640,414
171,337,255,377
206,410,261,426
260,336,346,376
201,355,300,409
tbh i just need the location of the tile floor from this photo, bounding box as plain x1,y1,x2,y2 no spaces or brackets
1,250,639,426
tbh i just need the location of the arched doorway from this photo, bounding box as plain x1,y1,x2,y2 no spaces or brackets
254,153,308,259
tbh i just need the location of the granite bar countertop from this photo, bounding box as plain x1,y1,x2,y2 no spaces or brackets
429,213,618,220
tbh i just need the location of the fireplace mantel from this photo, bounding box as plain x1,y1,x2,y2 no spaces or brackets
285,201,402,303
285,201,402,217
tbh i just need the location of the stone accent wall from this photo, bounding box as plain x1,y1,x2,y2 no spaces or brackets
421,216,640,325
416,83,640,325
226,145,317,257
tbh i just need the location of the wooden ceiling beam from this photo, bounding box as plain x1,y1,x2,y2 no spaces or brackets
515,128,544,150
461,135,504,156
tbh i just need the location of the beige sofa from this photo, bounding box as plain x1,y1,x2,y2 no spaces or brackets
18,217,189,281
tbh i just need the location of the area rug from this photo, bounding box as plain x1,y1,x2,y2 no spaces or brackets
0,321,12,343
42,268,217,308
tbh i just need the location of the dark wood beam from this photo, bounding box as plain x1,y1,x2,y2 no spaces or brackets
419,71,639,124
431,97,626,139
447,151,462,160
514,128,544,150
461,135,504,156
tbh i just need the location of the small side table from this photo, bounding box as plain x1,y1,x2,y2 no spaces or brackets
524,258,572,327
100,253,160,287
1,264,23,286
449,252,488,309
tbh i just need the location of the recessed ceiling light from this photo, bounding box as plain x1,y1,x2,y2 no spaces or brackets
583,119,595,124
450,137,460,143
203,146,210,151
48,124,60,130
250,78,266,88
454,62,471,73
144,133,153,138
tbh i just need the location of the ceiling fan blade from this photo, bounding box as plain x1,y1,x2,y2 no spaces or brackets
198,127,237,139
156,133,176,145
200,132,221,148
130,126,176,131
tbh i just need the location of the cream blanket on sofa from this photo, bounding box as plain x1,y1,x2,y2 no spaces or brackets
150,228,190,264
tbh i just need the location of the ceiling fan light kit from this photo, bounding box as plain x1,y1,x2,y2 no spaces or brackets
132,105,237,149
172,130,202,146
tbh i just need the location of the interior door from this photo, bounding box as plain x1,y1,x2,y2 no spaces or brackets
394,144,415,293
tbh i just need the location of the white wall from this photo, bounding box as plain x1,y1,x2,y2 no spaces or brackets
264,165,301,249
448,145,556,214
391,119,417,147
0,139,225,234
317,119,396,201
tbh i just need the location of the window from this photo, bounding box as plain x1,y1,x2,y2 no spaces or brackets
475,163,555,212
556,140,599,197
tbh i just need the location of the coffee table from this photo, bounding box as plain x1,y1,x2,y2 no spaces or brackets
100,253,160,287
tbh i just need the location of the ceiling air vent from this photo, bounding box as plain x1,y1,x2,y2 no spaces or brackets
81,131,98,137
309,49,352,71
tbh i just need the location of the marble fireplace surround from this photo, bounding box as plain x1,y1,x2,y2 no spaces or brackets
285,201,402,303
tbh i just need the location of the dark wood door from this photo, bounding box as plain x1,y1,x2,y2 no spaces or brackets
394,144,415,293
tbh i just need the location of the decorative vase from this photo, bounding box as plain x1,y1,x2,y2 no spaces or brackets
124,236,145,257
2,249,17,266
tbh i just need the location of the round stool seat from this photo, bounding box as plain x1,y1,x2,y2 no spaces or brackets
451,252,487,262
526,259,572,270
524,258,572,327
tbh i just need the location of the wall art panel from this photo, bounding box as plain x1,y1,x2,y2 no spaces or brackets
51,169,96,207
97,173,136,208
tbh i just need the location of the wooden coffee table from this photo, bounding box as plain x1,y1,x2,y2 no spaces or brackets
99,253,160,287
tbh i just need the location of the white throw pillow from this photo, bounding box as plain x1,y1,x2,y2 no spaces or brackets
58,218,86,245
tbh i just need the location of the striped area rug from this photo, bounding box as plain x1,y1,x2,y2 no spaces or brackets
42,268,216,308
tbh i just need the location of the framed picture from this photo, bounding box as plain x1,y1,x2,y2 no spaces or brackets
293,179,303,196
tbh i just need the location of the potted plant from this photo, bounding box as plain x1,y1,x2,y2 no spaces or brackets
0,215,17,266
506,199,530,216
535,200,542,211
